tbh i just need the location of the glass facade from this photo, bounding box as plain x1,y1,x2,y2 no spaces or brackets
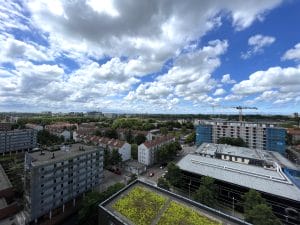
196,125,212,145
266,128,286,154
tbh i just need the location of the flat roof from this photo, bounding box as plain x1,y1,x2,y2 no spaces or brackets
177,154,300,202
196,143,262,160
27,144,100,166
100,180,249,225
0,164,12,191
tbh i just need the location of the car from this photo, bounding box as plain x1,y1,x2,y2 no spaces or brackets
149,172,154,177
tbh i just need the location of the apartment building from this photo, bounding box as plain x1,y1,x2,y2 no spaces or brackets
0,129,37,154
45,123,77,141
24,144,103,223
138,135,175,166
196,120,286,154
116,128,153,141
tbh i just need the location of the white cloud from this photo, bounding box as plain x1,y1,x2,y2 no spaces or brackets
232,66,300,105
282,43,300,62
213,88,226,96
241,34,275,59
221,74,236,84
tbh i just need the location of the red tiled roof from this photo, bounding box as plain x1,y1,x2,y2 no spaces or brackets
143,135,174,148
287,128,300,135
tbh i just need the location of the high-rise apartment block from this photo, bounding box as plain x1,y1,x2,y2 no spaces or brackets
24,144,103,223
196,120,286,154
0,129,37,154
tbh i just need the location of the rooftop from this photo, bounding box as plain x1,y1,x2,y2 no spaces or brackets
99,180,249,225
143,135,174,148
177,154,300,201
26,144,101,166
196,143,262,160
0,164,12,191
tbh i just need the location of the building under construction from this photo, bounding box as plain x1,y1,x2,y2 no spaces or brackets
196,120,286,154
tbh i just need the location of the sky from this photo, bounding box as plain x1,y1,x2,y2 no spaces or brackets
0,0,300,114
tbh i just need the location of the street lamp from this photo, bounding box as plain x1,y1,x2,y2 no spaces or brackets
188,178,192,198
232,196,235,216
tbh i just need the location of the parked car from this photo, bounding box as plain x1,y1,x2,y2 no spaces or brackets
149,172,154,177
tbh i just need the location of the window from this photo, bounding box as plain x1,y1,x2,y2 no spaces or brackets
41,184,44,188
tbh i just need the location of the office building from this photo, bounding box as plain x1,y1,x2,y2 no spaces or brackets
99,180,249,225
24,144,103,223
138,135,175,166
196,120,286,154
0,129,37,154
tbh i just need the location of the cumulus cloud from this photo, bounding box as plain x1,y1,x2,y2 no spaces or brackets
241,34,275,59
213,88,226,96
0,0,284,112
221,74,236,84
282,43,300,62
232,66,300,105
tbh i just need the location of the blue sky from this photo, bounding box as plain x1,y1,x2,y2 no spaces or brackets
0,0,300,114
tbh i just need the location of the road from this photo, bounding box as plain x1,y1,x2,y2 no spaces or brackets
98,169,127,192
139,145,197,184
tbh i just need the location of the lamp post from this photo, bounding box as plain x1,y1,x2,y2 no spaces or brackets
188,178,192,198
232,196,235,216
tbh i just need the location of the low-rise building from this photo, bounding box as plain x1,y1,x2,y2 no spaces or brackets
116,128,153,141
45,123,77,141
0,129,37,154
177,153,300,225
98,180,249,225
138,135,175,166
24,144,103,223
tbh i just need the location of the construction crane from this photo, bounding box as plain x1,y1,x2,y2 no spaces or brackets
231,106,258,121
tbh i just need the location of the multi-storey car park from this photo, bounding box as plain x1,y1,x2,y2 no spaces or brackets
196,120,286,154
0,129,37,154
24,144,103,223
176,144,300,225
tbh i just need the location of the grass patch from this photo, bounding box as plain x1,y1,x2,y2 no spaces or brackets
112,186,167,225
157,201,221,225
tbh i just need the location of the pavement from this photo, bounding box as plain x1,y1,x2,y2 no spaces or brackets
98,169,127,192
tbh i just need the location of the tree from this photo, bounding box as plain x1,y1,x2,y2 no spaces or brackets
242,189,266,212
37,130,64,146
125,129,134,144
157,177,170,190
193,176,217,207
127,174,137,184
104,148,111,168
185,132,196,144
111,149,122,165
79,183,125,225
160,127,168,135
104,128,118,139
245,204,281,225
131,144,138,160
243,189,281,225
134,133,146,145
217,137,247,147
165,163,183,187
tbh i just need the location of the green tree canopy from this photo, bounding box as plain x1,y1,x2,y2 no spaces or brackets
134,133,146,145
185,132,196,144
243,189,281,225
193,176,217,207
217,137,247,147
157,177,170,190
131,144,138,160
165,162,183,187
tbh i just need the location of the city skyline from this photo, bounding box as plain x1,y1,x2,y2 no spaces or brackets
0,0,300,114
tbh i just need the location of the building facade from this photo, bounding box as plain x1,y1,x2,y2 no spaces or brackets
138,136,175,166
0,129,37,154
0,123,12,131
24,144,103,223
196,120,286,153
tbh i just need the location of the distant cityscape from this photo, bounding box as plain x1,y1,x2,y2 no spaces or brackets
0,112,299,225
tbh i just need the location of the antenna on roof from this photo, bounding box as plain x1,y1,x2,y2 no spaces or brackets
51,153,55,159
